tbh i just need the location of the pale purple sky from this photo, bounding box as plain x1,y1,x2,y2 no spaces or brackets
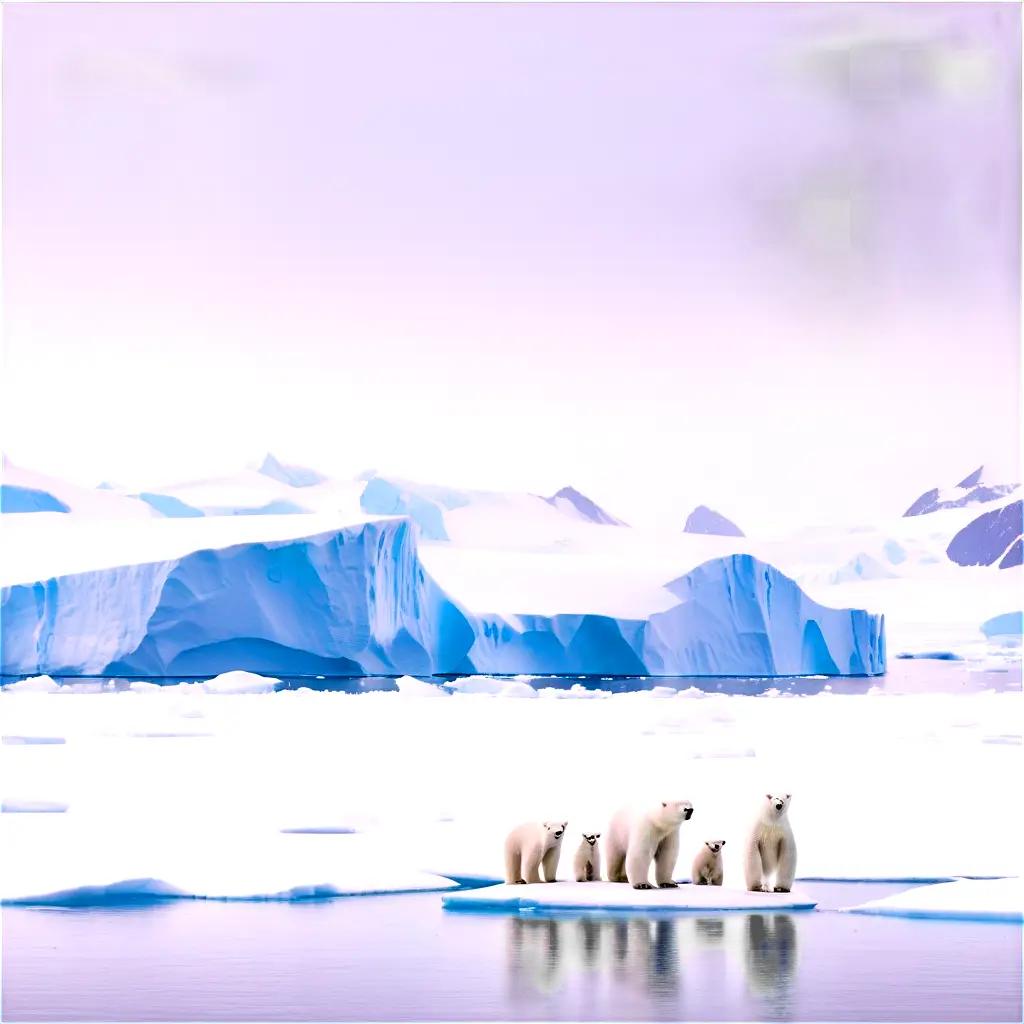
3,3,1020,527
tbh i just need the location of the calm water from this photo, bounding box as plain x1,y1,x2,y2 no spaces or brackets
2,656,1020,695
2,883,1020,1022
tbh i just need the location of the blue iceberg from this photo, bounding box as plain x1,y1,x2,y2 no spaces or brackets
1,519,885,678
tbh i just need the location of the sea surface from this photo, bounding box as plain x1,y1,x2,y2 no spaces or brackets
2,882,1021,1022
2,655,1020,694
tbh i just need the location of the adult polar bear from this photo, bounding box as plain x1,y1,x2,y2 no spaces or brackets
745,793,797,893
504,821,568,884
607,801,694,889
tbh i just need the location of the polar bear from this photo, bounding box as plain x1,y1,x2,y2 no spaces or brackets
606,801,694,889
505,821,567,884
745,793,796,893
691,839,726,886
573,832,602,882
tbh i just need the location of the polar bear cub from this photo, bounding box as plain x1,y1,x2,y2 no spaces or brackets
505,821,567,884
573,832,602,882
606,801,694,889
745,793,797,893
691,839,726,885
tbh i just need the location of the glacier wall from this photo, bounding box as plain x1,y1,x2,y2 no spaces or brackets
1,521,885,677
1,521,475,677
465,555,885,676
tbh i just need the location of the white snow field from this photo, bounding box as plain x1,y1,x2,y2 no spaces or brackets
1,683,1019,905
843,877,1023,922
442,880,817,913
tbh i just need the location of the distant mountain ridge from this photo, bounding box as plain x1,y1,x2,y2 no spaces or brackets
946,500,1023,570
904,466,1018,517
683,505,745,537
544,486,626,526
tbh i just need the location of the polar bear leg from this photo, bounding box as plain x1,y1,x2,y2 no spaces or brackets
606,836,627,883
745,840,765,892
654,830,679,887
626,834,655,889
505,844,524,884
774,838,796,892
591,848,601,882
541,846,559,882
524,845,543,884
710,863,723,886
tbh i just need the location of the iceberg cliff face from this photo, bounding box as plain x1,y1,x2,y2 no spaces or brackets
1,520,475,677
1,519,885,678
465,554,884,676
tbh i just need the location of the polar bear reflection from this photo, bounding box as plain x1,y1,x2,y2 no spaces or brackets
745,914,799,1009
506,911,799,1009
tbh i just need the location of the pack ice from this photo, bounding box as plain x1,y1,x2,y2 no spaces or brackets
0,512,885,677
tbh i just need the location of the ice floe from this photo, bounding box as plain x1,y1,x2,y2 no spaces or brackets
843,877,1022,922
442,880,817,913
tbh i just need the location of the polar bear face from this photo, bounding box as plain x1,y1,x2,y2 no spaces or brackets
705,840,726,855
656,800,694,827
543,821,567,840
763,793,792,820
582,832,601,846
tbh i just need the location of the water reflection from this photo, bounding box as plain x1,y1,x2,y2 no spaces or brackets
506,910,799,1010
745,914,799,1018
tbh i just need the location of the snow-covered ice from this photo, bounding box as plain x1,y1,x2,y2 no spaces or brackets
201,670,280,694
442,880,817,913
843,877,1023,922
2,675,61,693
1,684,1019,904
0,815,454,904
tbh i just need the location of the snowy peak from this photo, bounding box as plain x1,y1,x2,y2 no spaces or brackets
946,500,1023,570
904,467,1019,517
683,505,745,537
544,486,626,526
255,453,327,489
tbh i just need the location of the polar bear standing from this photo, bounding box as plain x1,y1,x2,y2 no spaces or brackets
745,794,796,893
505,821,567,884
606,801,694,889
573,832,602,882
691,839,726,886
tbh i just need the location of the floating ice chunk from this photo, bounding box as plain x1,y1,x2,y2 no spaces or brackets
202,671,279,694
128,681,164,693
443,677,538,698
443,880,817,913
842,877,1022,922
1,801,69,814
536,684,612,699
2,675,60,693
279,826,359,835
2,735,66,745
981,611,1023,638
393,676,447,697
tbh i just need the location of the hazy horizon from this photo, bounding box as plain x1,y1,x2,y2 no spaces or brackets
3,3,1020,529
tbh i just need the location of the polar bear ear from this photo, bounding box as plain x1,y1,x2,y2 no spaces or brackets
785,794,791,801
661,801,667,807
765,793,772,800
